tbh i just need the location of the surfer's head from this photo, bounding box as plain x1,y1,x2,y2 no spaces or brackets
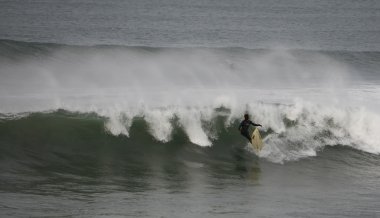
244,114,249,120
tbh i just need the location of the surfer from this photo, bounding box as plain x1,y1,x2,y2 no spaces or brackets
238,114,262,142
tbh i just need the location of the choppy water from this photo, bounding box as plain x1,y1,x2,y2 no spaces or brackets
0,0,380,217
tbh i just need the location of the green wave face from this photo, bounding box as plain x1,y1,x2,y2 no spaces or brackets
0,106,379,167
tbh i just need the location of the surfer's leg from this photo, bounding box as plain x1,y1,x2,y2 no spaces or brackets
241,131,251,142
246,134,252,142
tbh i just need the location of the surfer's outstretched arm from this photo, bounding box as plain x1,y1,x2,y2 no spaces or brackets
250,121,262,127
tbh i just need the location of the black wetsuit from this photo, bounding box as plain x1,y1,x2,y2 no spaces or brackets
239,119,261,142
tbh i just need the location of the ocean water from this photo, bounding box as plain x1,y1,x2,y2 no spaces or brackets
1,0,380,217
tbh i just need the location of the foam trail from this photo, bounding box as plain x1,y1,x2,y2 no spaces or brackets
105,113,132,137
177,108,213,146
145,109,175,142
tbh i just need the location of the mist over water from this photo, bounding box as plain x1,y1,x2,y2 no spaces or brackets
0,42,367,105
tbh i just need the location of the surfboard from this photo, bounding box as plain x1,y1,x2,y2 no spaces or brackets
251,128,263,152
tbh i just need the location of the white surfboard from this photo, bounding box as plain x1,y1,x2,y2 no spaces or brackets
251,128,263,153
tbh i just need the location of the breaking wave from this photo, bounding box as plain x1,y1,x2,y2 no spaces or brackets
1,100,379,164
1,40,380,163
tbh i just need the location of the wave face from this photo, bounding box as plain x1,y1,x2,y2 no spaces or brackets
1,104,379,164
1,40,380,163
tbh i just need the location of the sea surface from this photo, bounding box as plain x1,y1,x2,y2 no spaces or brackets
0,0,380,217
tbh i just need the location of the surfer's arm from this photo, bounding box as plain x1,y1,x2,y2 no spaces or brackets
250,121,262,127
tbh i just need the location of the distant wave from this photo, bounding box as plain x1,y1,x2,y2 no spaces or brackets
2,38,380,54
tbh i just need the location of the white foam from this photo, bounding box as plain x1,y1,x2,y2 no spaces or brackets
177,108,212,147
144,108,175,142
105,114,131,136
255,102,380,163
